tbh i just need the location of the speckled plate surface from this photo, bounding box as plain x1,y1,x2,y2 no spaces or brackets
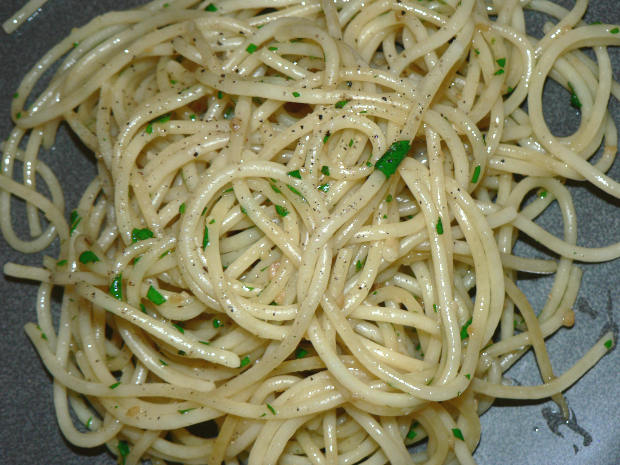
0,1,618,464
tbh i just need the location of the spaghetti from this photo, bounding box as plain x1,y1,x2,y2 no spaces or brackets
1,0,618,464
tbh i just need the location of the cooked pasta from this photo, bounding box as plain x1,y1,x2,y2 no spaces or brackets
1,0,618,464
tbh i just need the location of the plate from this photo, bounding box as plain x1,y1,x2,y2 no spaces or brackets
0,1,618,464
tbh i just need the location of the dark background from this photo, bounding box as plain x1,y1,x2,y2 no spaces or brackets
0,1,618,464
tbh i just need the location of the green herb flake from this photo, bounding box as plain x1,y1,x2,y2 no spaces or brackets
159,359,168,366
465,373,471,379
567,82,582,109
240,356,250,367
147,285,166,305
323,132,330,143
140,303,147,314
133,256,142,265
173,323,184,334
223,187,233,193
40,332,48,340
317,183,329,192
286,184,304,199
145,123,153,134
246,43,258,54
266,403,277,415
604,339,613,349
436,217,444,235
295,348,308,358
539,189,548,199
189,114,196,121
179,202,186,214
79,251,100,264
56,259,68,267
494,68,505,75
471,164,481,183
202,225,209,249
321,165,330,176
348,138,354,147
163,3,169,7
496,57,506,67
386,194,393,202
213,319,222,328
170,79,177,85
110,275,123,301
223,106,234,119
217,91,223,99
452,428,464,441
292,91,301,98
178,408,196,414
611,27,620,34
12,92,19,99
205,3,217,11
275,205,289,217
406,428,417,440
16,112,22,119
70,210,82,235
433,304,438,312
460,318,472,340
335,100,349,108
287,169,302,179
375,140,410,178
240,206,247,215
131,227,154,243
117,440,130,465
268,46,278,51
199,340,210,345
355,259,363,271
474,48,480,55
85,416,93,430
109,381,121,389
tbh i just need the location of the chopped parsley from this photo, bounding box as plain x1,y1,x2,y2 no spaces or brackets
317,183,329,192
335,100,349,108
611,27,619,34
178,408,196,414
604,339,613,349
202,225,210,249
199,340,210,345
471,164,481,183
386,194,393,202
436,217,444,235
246,43,258,54
355,259,364,271
295,348,308,358
567,82,581,109
433,304,438,312
179,202,186,214
452,428,464,441
268,46,278,51
70,210,82,235
474,48,480,55
539,189,548,199
266,403,277,415
496,57,506,67
131,227,154,243
406,427,417,440
270,183,281,194
140,303,147,314
321,165,330,176
56,259,67,266
205,3,217,11
348,138,354,147
13,92,19,99
286,184,304,199
85,416,93,430
275,205,289,217
213,319,222,328
159,359,168,366
494,68,505,75
117,440,130,465
147,285,166,305
287,169,302,179
240,356,250,367
460,318,472,340
110,275,123,300
79,251,99,264
292,91,301,98
465,373,471,379
323,132,330,143
375,140,410,178
223,106,234,119
109,381,121,389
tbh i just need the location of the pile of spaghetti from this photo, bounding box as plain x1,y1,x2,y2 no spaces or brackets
1,0,619,464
